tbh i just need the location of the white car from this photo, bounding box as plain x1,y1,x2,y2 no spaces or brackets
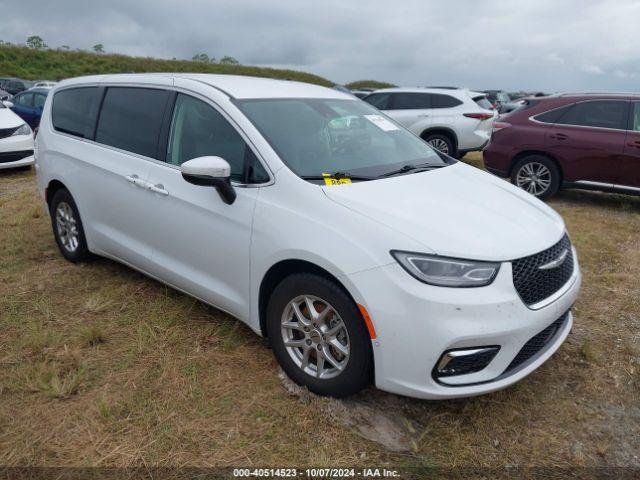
35,74,581,399
31,81,57,89
363,87,497,157
0,100,34,170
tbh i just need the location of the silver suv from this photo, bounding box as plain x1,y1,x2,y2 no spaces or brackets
363,88,496,157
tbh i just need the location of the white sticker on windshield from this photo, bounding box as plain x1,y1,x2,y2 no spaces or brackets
363,114,399,131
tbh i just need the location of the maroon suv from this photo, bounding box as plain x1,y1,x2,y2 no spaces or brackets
483,93,640,198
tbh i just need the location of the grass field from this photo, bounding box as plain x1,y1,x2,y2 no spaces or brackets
1,153,639,477
0,44,333,87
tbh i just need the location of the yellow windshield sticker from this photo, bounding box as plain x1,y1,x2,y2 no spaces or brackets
322,173,352,186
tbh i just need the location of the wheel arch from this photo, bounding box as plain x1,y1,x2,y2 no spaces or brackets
258,259,359,338
45,179,69,206
420,127,458,151
509,150,564,183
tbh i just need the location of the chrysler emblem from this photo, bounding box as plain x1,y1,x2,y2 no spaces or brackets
538,249,569,270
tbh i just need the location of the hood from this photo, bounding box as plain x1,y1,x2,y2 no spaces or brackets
0,108,24,129
321,163,565,261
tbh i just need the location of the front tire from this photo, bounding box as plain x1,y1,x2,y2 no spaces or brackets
266,273,373,397
511,155,560,199
49,188,92,263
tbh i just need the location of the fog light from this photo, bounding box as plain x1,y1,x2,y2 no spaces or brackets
434,346,500,378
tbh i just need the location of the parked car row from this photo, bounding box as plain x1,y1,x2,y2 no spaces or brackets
0,77,57,94
348,85,640,201
0,77,34,95
32,74,581,400
4,76,639,204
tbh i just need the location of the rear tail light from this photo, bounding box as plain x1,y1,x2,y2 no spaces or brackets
492,121,511,133
463,112,494,120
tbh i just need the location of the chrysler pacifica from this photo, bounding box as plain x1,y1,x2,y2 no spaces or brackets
35,74,581,399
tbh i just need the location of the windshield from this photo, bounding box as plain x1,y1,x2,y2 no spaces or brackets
236,98,447,179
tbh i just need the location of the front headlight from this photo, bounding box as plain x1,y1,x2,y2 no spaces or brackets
11,123,32,136
391,251,500,287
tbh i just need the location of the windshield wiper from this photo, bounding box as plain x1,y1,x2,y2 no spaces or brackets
300,172,375,182
378,163,447,178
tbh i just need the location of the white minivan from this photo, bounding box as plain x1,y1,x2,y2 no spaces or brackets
35,74,581,399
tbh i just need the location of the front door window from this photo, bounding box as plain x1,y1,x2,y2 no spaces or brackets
167,93,268,183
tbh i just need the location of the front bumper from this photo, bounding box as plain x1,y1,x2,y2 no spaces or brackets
347,248,581,399
0,134,34,170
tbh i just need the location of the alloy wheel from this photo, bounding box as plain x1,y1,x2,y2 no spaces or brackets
516,162,552,196
55,202,79,252
428,138,450,154
280,295,350,379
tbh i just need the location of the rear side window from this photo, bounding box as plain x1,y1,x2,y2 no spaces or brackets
52,87,101,138
392,93,431,110
95,87,171,158
473,96,493,110
15,93,33,106
556,100,628,130
431,94,462,109
533,105,572,124
363,93,391,110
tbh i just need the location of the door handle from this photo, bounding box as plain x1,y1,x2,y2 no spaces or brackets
550,133,568,140
125,174,143,186
148,183,169,196
125,174,150,189
627,141,640,148
417,113,430,118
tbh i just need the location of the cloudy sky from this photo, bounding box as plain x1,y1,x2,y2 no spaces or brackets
1,0,639,92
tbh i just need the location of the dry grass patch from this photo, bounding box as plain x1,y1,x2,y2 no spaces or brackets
0,158,639,472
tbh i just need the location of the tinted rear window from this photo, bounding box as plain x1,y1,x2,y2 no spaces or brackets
392,93,431,109
556,100,628,130
431,94,462,108
363,93,391,110
533,105,571,124
52,87,101,138
95,87,170,158
473,96,493,110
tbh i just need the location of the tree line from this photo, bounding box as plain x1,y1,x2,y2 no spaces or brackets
3,36,239,65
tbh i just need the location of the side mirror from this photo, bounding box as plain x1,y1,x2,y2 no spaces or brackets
2,101,14,108
181,156,236,205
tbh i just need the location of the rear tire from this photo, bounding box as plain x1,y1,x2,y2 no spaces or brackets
49,188,92,263
423,133,455,157
511,155,560,199
266,273,373,397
